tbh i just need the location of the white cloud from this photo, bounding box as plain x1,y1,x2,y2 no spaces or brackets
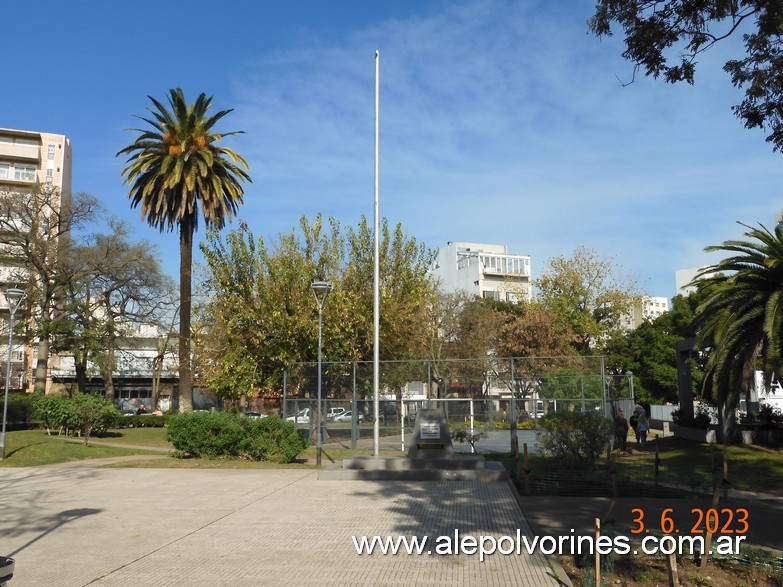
220,0,783,298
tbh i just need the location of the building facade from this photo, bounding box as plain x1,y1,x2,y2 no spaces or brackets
620,296,670,330
0,128,72,393
430,242,532,302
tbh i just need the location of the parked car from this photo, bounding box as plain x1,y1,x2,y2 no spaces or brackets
244,412,267,420
286,408,310,424
334,410,364,423
326,407,347,421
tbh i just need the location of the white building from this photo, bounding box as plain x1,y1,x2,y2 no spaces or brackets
675,267,704,296
620,296,669,330
0,128,72,391
430,242,532,303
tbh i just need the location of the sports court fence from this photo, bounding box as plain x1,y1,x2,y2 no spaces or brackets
281,357,636,453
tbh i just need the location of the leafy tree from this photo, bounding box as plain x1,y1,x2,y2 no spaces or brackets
0,184,101,391
448,297,506,396
493,300,579,405
692,223,783,440
538,410,613,470
65,219,175,400
590,1,783,152
496,300,578,358
536,246,638,352
117,88,251,412
603,291,711,404
197,215,435,403
68,393,119,446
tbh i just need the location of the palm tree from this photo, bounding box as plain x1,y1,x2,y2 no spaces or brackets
117,88,251,412
693,222,783,441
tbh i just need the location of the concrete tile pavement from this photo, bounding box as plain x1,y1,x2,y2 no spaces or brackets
0,465,570,586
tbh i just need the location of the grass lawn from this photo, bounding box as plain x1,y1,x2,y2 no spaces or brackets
3,427,782,494
487,434,783,497
616,435,783,496
0,429,167,467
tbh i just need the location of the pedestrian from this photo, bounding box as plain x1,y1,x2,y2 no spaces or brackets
614,410,629,452
629,410,640,444
637,410,649,447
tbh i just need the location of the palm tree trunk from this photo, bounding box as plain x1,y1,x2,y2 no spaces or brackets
178,218,194,412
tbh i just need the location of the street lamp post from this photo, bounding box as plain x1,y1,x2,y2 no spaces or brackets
311,281,332,466
1,288,26,460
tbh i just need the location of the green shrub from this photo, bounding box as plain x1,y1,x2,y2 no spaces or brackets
67,393,119,445
32,394,71,434
116,414,168,428
166,413,309,462
538,410,612,470
450,424,488,452
6,393,35,427
239,417,308,463
672,406,712,430
166,411,246,459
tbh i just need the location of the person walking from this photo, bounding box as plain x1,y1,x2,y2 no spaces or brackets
614,410,629,452
637,410,649,447
629,410,640,444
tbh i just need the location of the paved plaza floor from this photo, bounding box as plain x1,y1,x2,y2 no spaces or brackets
0,463,569,586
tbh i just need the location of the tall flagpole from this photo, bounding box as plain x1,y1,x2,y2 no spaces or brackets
373,50,380,456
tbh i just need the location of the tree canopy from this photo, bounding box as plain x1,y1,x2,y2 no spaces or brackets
197,215,435,400
536,246,638,352
590,1,783,152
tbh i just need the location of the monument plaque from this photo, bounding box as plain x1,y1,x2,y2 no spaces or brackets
407,408,453,459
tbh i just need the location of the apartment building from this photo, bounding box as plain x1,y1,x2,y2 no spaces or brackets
620,296,669,330
430,242,532,302
0,127,72,392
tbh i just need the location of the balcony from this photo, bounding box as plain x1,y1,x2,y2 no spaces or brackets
479,254,530,277
0,142,40,162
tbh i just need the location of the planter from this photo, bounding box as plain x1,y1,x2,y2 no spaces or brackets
672,424,716,444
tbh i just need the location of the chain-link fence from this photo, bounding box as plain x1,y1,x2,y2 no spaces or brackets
281,357,635,452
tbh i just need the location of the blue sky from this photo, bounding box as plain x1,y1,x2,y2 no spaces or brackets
3,0,781,300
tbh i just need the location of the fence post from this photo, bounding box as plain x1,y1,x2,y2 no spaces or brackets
594,518,601,586
722,446,729,499
510,359,519,463
654,443,660,486
610,454,616,498
523,442,530,496
352,361,357,450
282,370,287,419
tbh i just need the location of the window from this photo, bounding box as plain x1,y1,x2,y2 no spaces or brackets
14,164,36,181
482,290,501,301
0,162,9,179
47,144,55,160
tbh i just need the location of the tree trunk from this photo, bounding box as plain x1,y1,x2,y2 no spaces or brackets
104,344,115,405
720,397,738,444
34,337,49,394
74,350,87,393
178,220,194,412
